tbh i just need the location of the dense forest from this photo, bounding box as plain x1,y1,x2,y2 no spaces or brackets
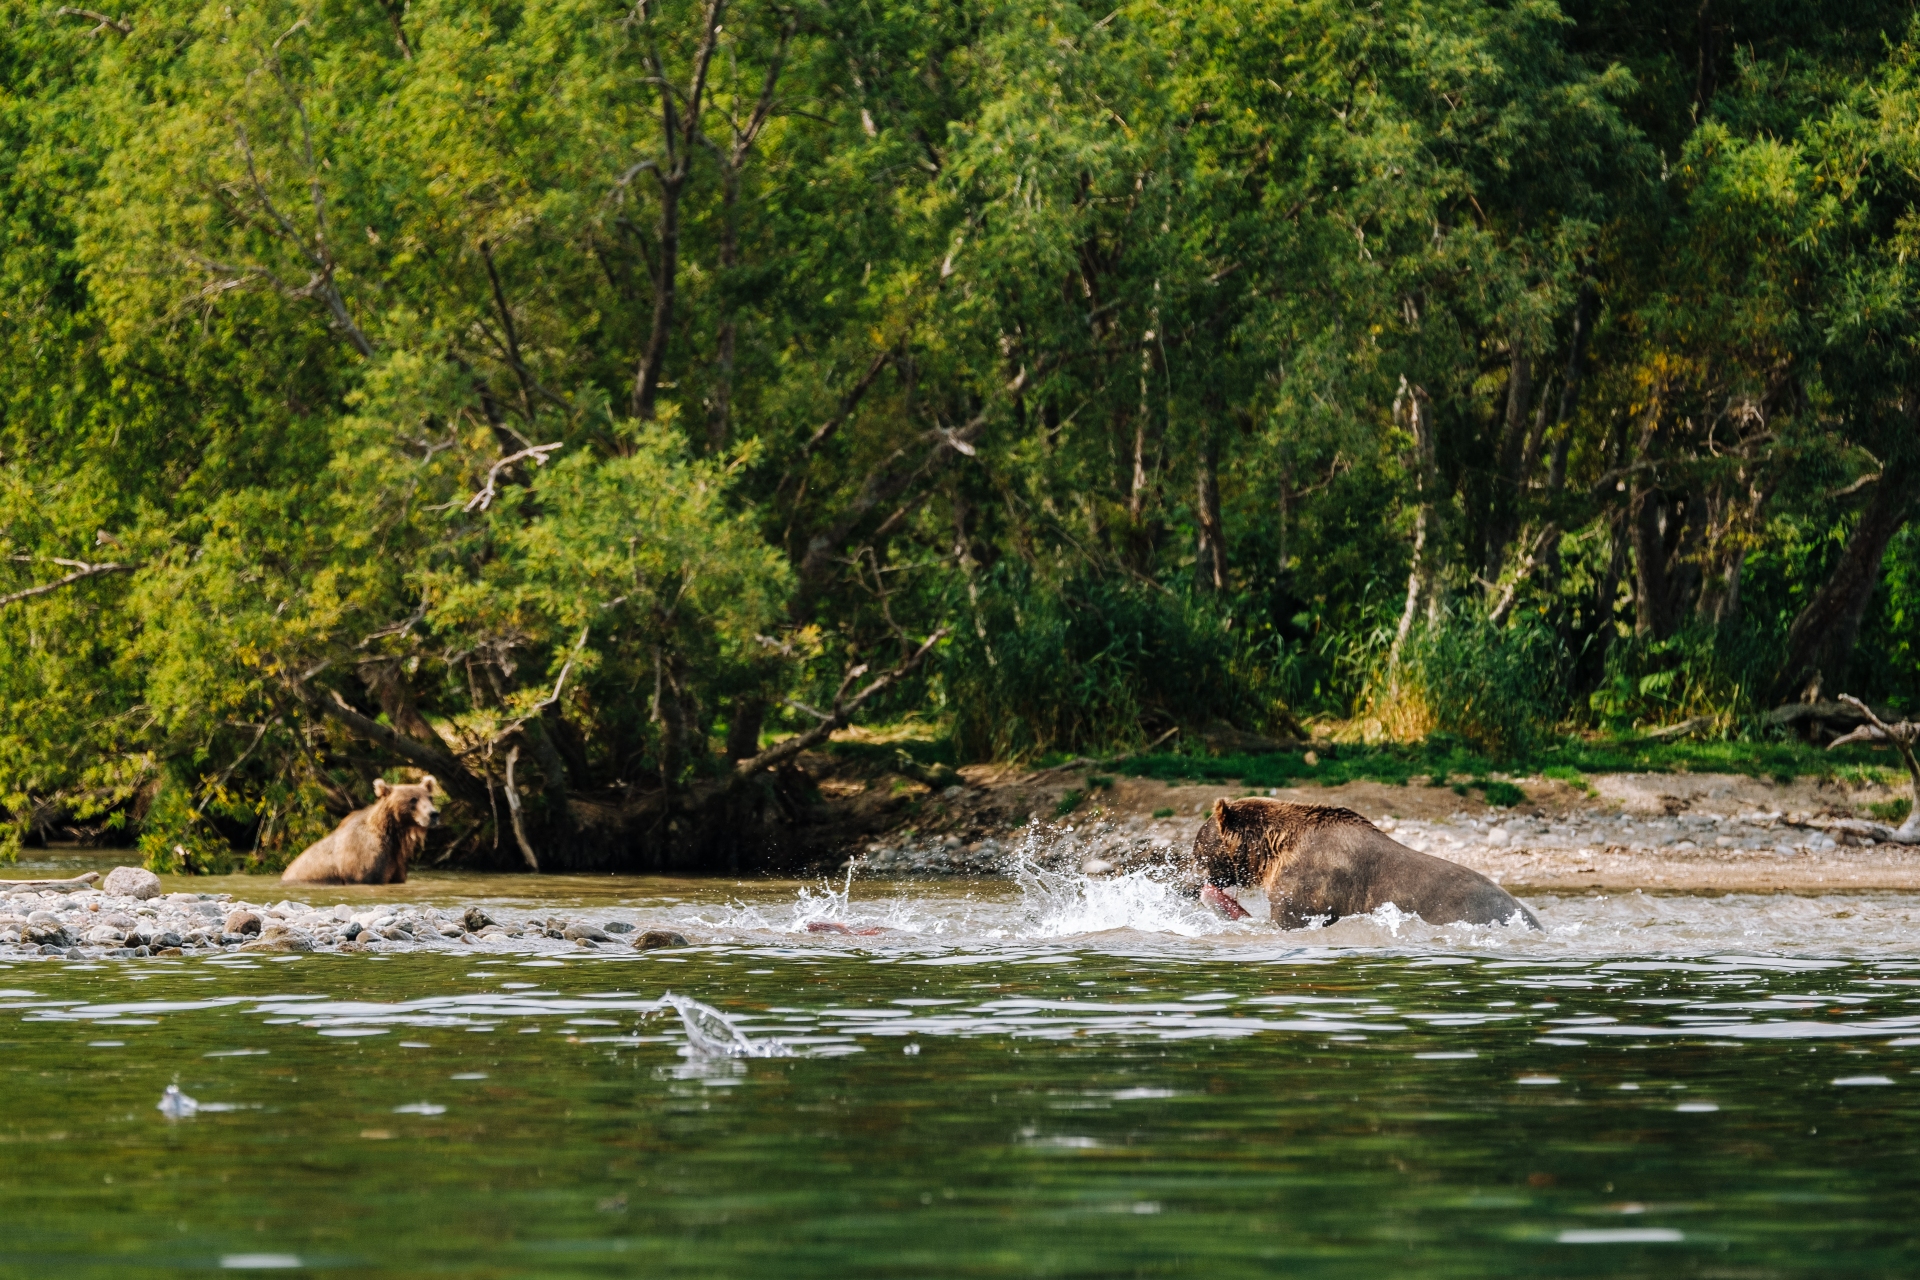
3,0,1919,871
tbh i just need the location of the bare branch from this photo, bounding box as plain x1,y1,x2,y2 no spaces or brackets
802,349,894,456
727,630,948,785
485,625,590,749
503,745,541,871
462,442,564,512
0,559,138,609
55,6,130,35
1834,693,1920,840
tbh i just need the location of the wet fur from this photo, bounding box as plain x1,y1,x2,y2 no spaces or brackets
1188,798,1540,930
281,780,438,885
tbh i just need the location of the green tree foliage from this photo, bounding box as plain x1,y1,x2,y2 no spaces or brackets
4,0,1920,865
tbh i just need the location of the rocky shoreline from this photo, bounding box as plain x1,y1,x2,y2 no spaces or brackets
0,866,691,962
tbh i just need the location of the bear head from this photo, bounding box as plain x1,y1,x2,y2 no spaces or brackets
1185,797,1264,889
374,776,440,829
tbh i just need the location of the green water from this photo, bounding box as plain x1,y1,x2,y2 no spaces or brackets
8,922,1920,1277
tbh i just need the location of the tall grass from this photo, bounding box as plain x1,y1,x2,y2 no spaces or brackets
1364,613,1571,759
1587,622,1781,735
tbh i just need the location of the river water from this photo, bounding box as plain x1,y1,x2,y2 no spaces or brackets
7,854,1920,1276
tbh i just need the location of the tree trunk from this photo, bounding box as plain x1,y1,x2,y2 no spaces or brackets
709,166,739,453
1630,484,1674,639
632,182,681,422
1776,453,1920,702
1194,428,1226,592
1484,345,1533,586
1391,377,1438,662
724,695,766,762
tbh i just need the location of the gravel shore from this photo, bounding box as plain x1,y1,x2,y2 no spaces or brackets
0,868,691,962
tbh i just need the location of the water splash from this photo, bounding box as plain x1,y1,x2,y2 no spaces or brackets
1006,846,1244,939
663,993,791,1059
156,1082,197,1119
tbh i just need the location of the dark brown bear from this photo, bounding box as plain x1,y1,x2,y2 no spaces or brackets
281,778,440,885
1184,797,1539,930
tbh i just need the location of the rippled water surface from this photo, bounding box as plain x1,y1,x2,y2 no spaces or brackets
9,866,1920,1276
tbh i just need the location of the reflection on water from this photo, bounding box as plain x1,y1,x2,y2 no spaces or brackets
10,857,1920,1275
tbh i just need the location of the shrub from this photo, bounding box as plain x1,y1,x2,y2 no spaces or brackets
1587,622,1780,734
1398,614,1570,759
943,568,1293,761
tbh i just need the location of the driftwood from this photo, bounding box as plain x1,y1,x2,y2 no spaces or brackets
1767,698,1896,741
1642,715,1713,742
1824,694,1920,844
0,871,101,893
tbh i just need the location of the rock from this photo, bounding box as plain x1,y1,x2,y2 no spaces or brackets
85,925,126,946
463,907,496,932
152,931,183,950
25,912,73,949
562,922,610,943
102,866,163,900
633,930,689,951
241,925,313,954
602,920,636,934
339,921,364,940
224,909,263,936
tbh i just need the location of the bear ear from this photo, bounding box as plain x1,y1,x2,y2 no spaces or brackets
421,776,439,795
1211,797,1231,827
373,778,391,797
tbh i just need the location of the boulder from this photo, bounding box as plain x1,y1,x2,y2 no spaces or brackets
102,866,163,900
633,930,689,951
463,907,496,932
224,909,263,936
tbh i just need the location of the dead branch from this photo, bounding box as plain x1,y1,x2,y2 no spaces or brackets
55,6,129,34
281,675,490,807
726,629,950,786
1832,694,1920,840
0,558,138,609
463,442,564,512
484,625,590,748
503,745,541,871
803,349,895,456
355,598,430,650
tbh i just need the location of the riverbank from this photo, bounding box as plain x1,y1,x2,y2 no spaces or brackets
824,760,1920,893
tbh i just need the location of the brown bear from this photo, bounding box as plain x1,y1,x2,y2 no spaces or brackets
1184,797,1539,930
281,778,440,885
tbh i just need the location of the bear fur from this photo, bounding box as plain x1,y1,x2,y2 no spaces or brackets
281,778,440,885
1185,797,1539,930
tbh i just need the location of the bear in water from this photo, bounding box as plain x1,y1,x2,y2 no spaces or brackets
281,778,440,885
1183,797,1539,930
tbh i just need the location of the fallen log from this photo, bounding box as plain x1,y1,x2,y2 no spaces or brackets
0,871,101,893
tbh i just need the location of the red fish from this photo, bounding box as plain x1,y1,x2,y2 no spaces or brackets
1201,884,1251,921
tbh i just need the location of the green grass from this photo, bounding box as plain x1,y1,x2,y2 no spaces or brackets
1870,798,1913,824
1054,790,1086,818
1087,774,1115,790
1110,737,1903,794
1152,807,1175,818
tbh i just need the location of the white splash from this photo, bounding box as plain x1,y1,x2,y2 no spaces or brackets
156,1083,197,1118
663,993,791,1059
1006,848,1244,940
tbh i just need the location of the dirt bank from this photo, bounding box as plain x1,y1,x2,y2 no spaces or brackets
809,748,1918,894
